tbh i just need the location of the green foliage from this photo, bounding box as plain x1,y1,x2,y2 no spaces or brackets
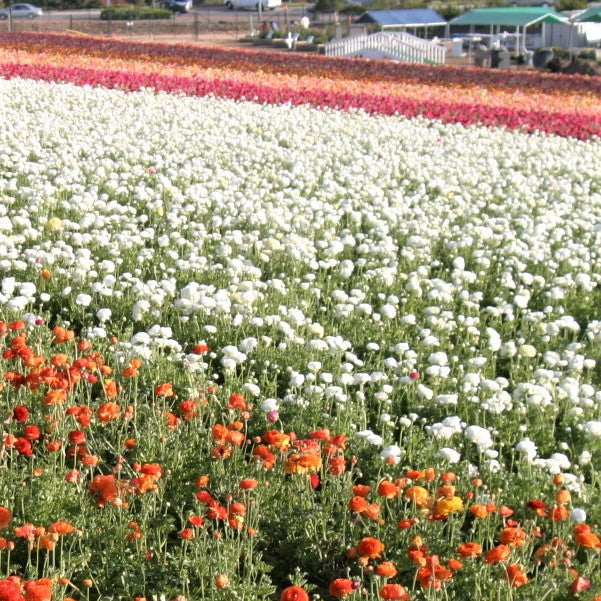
100,5,171,19
339,3,367,15
313,0,346,15
555,0,586,10
437,3,462,19
26,0,100,7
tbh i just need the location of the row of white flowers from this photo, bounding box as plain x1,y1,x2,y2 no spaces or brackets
1,77,600,493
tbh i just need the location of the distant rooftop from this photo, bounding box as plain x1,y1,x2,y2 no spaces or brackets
450,7,568,27
572,5,601,22
355,9,447,28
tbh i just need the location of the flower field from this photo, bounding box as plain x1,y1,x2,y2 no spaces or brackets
0,32,600,601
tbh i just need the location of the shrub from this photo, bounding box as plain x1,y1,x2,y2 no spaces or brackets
339,3,367,15
550,45,570,60
437,4,462,20
555,0,586,10
100,6,171,19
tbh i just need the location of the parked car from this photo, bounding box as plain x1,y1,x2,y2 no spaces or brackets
224,0,281,11
157,0,192,13
0,3,43,19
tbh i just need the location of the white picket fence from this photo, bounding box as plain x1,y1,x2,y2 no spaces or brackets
324,31,446,65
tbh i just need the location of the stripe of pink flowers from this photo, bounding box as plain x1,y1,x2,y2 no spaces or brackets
0,61,599,139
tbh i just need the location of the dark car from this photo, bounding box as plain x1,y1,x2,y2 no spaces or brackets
158,0,192,13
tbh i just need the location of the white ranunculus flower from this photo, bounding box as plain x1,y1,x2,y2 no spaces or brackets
437,447,461,463
380,445,402,463
464,425,493,449
570,508,587,523
76,293,92,307
583,420,601,438
96,308,112,322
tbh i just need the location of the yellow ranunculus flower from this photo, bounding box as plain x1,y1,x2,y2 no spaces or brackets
435,496,464,517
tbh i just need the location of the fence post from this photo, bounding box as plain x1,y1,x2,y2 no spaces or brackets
194,12,199,39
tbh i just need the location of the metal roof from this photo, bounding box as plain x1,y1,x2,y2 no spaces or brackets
450,7,568,27
355,9,447,27
572,6,601,22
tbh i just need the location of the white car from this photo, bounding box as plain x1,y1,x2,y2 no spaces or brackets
224,0,281,10
0,3,43,19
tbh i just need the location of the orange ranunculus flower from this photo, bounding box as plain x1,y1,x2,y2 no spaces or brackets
469,504,489,518
284,453,322,475
440,472,456,482
404,486,431,508
310,428,331,442
122,359,142,378
379,583,410,600
37,533,58,551
43,389,67,406
499,527,526,548
50,353,70,367
212,424,229,444
457,542,482,558
328,456,346,475
52,327,75,344
178,400,198,420
436,485,456,499
133,474,158,494
154,383,174,397
376,561,398,578
103,379,119,399
239,478,258,490
89,474,119,506
329,578,355,598
363,503,381,521
252,445,276,469
377,480,400,499
24,579,53,601
357,536,384,559
0,507,11,530
211,445,232,460
196,475,210,488
506,563,528,587
263,430,291,450
574,530,601,549
548,504,569,522
294,439,321,455
280,585,309,601
0,577,21,600
349,496,369,513
97,402,120,423
485,544,511,564
556,489,571,504
419,468,436,481
417,563,453,589
227,430,245,447
228,393,247,410
140,463,162,478
352,485,371,497
15,522,36,541
48,521,74,535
